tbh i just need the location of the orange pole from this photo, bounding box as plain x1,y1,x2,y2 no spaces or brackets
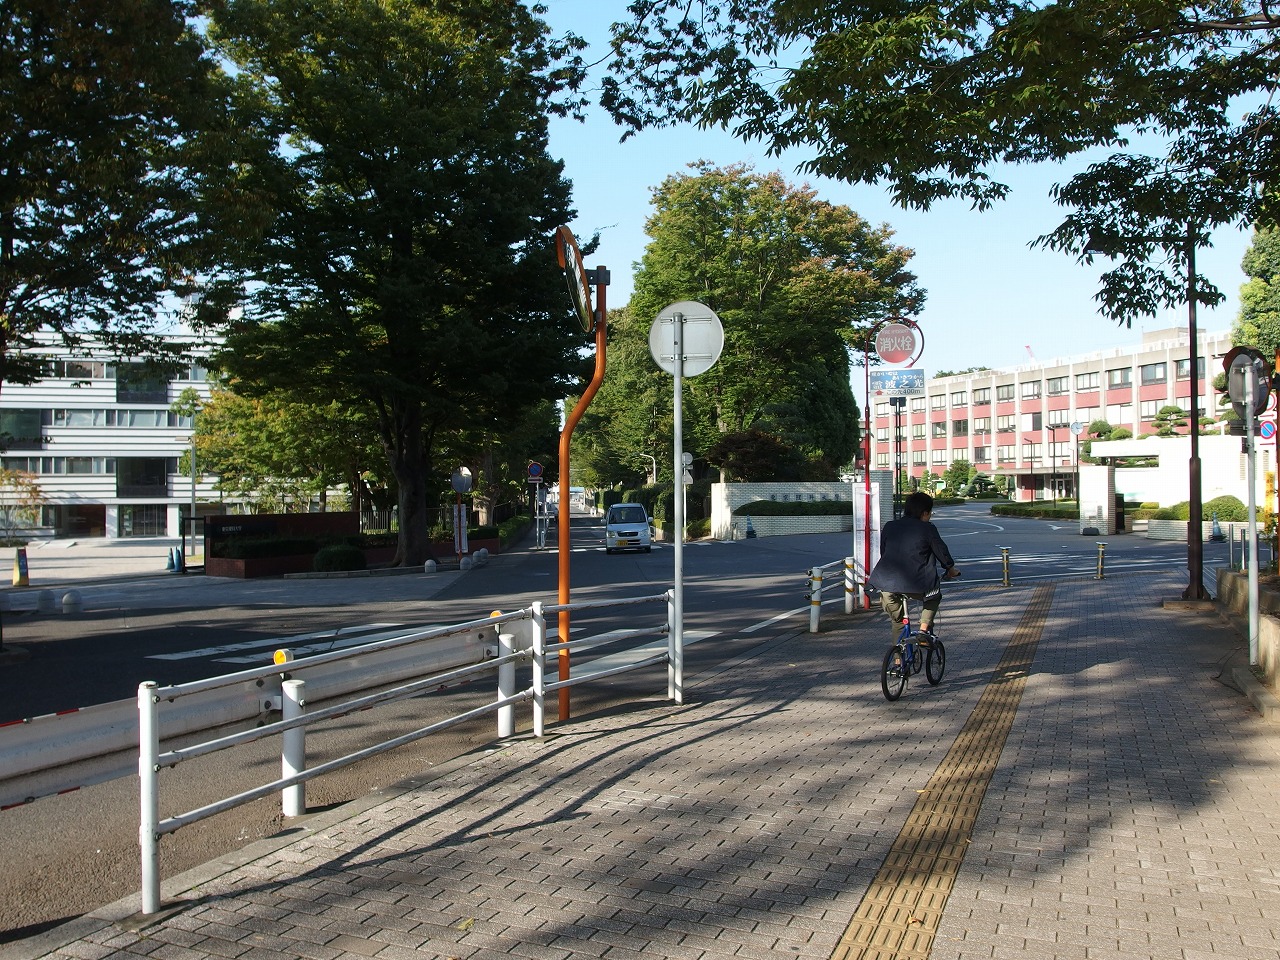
557,269,607,721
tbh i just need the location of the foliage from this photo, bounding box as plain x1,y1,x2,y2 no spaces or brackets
1088,419,1113,439
989,503,1079,520
733,499,852,517
312,543,367,572
0,468,44,537
575,163,922,485
1233,227,1280,359
599,1,1279,328
1156,495,1249,522
0,0,256,391
934,367,992,378
1109,427,1133,441
496,514,531,548
206,0,587,566
1152,405,1189,437
941,459,974,492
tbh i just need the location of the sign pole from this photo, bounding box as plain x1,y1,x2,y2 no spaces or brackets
672,312,685,703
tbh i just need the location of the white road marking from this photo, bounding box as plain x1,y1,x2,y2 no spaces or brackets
148,623,404,661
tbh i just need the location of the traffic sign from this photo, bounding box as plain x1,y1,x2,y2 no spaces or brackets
528,461,543,479
554,225,593,333
874,322,919,365
1262,420,1277,440
649,301,724,377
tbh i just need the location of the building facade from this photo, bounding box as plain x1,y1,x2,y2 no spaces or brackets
868,326,1236,502
0,336,218,538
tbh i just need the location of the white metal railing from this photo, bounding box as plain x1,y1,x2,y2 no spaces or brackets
137,590,674,914
806,557,862,633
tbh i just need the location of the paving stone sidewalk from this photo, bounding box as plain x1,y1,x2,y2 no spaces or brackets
6,570,1279,960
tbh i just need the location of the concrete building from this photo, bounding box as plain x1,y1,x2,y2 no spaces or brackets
0,335,218,538
868,326,1237,502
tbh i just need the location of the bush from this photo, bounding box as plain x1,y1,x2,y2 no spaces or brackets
497,515,531,547
1155,495,1248,522
733,499,851,516
312,543,367,572
989,503,1079,520
686,517,710,539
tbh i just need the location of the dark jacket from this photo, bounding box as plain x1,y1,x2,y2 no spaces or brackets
869,515,955,594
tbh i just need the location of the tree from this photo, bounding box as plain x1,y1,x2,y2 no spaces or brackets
601,2,1280,324
1233,227,1280,358
1,0,251,391
1152,405,1189,437
942,459,973,493
207,0,587,565
0,468,43,539
578,163,922,483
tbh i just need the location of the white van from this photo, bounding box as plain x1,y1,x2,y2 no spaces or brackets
604,503,652,554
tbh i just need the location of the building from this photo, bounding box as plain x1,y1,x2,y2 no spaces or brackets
0,336,218,538
868,326,1237,502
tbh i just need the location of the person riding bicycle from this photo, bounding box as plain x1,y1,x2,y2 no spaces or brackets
869,491,961,644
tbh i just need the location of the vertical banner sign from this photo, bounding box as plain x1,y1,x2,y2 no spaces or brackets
12,546,28,587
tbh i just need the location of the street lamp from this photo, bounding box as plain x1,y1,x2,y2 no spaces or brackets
1086,221,1207,600
634,453,657,485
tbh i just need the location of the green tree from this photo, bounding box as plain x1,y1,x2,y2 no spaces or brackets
208,0,587,565
1152,405,1189,437
1,0,252,390
1234,227,1280,359
582,163,922,483
601,2,1278,324
0,468,44,539
942,459,973,493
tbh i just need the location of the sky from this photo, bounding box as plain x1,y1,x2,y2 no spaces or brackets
542,2,1254,377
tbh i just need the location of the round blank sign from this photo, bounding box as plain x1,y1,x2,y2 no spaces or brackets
648,301,724,377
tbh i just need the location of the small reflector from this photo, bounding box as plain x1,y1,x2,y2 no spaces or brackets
273,649,293,665
490,610,502,618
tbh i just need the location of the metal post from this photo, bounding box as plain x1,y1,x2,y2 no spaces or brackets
667,589,682,704
188,425,197,558
672,313,686,696
1095,542,1106,580
808,566,822,633
531,602,546,737
498,632,515,737
1184,226,1207,600
1247,365,1260,663
844,557,855,614
1000,546,1010,587
138,681,161,915
282,679,306,817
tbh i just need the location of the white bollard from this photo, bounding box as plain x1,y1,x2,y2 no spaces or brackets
36,589,56,614
282,679,306,817
844,558,855,615
808,567,822,633
61,590,83,614
497,632,515,738
460,556,473,571
423,559,437,574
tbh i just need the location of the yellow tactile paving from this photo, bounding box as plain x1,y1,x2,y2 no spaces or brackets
830,584,1055,960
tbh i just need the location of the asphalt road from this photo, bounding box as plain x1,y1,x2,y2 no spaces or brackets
0,507,1234,942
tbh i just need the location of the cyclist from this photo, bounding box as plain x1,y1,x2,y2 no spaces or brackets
869,491,961,644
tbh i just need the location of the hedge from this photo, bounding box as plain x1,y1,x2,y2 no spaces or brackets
733,499,852,516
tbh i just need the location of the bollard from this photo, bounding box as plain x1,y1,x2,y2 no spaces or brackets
844,557,855,614
1000,546,1011,587
460,556,473,571
808,566,822,634
424,559,437,574
36,589,55,614
498,631,515,738
281,679,306,817
61,590,82,615
1095,541,1106,580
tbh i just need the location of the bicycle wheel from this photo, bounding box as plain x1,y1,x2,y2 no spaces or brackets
881,645,908,701
925,638,947,685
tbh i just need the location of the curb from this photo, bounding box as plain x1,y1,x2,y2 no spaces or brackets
1230,665,1280,722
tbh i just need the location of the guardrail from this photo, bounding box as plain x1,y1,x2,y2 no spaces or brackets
138,590,675,914
1,618,502,809
806,557,862,633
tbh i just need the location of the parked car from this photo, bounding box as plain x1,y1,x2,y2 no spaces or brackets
604,503,652,554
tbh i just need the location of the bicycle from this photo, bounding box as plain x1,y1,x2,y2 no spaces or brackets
880,607,946,701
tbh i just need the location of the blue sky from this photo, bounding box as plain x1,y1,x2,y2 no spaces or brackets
543,2,1252,375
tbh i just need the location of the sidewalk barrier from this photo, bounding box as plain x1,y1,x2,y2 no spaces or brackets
806,558,850,633
1000,546,1011,587
136,590,676,915
1095,541,1106,580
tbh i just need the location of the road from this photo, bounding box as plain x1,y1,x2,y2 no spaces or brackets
0,506,1233,941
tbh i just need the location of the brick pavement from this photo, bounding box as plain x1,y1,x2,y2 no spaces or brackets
6,570,1279,960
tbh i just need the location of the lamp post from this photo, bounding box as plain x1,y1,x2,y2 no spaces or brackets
634,453,657,485
1087,221,1206,599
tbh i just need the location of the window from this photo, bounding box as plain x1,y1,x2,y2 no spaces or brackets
1106,402,1132,424
1020,411,1043,431
877,427,889,442
996,384,1015,402
1075,405,1099,423
1046,409,1071,428
1076,372,1099,390
120,504,168,537
997,445,1016,463
1049,441,1070,459
952,419,968,436
972,387,990,404
932,449,947,464
931,394,946,410
876,453,890,468
0,409,44,448
1106,367,1132,388
932,422,947,438
910,397,926,412
115,363,170,403
912,450,926,466
1140,362,1167,385
974,446,990,463
116,457,171,496
1022,442,1042,461
1046,376,1069,395
1176,357,1205,380
875,402,890,418
996,414,1016,432
48,359,109,379
951,391,967,406
973,417,991,434
1021,381,1042,399
1140,399,1159,420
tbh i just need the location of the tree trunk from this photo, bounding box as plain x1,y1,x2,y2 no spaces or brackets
384,401,435,567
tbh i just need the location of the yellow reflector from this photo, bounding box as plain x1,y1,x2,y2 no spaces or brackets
273,649,293,665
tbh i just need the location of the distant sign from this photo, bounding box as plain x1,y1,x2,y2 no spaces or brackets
874,322,920,365
870,369,926,397
1262,420,1277,440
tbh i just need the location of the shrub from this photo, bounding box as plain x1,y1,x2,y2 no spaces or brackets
1155,496,1248,522
312,543,367,572
686,517,710,539
733,499,851,516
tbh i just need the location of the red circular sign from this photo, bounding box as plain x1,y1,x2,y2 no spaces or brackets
874,323,917,365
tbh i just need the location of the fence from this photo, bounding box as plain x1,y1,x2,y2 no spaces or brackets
137,591,675,914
